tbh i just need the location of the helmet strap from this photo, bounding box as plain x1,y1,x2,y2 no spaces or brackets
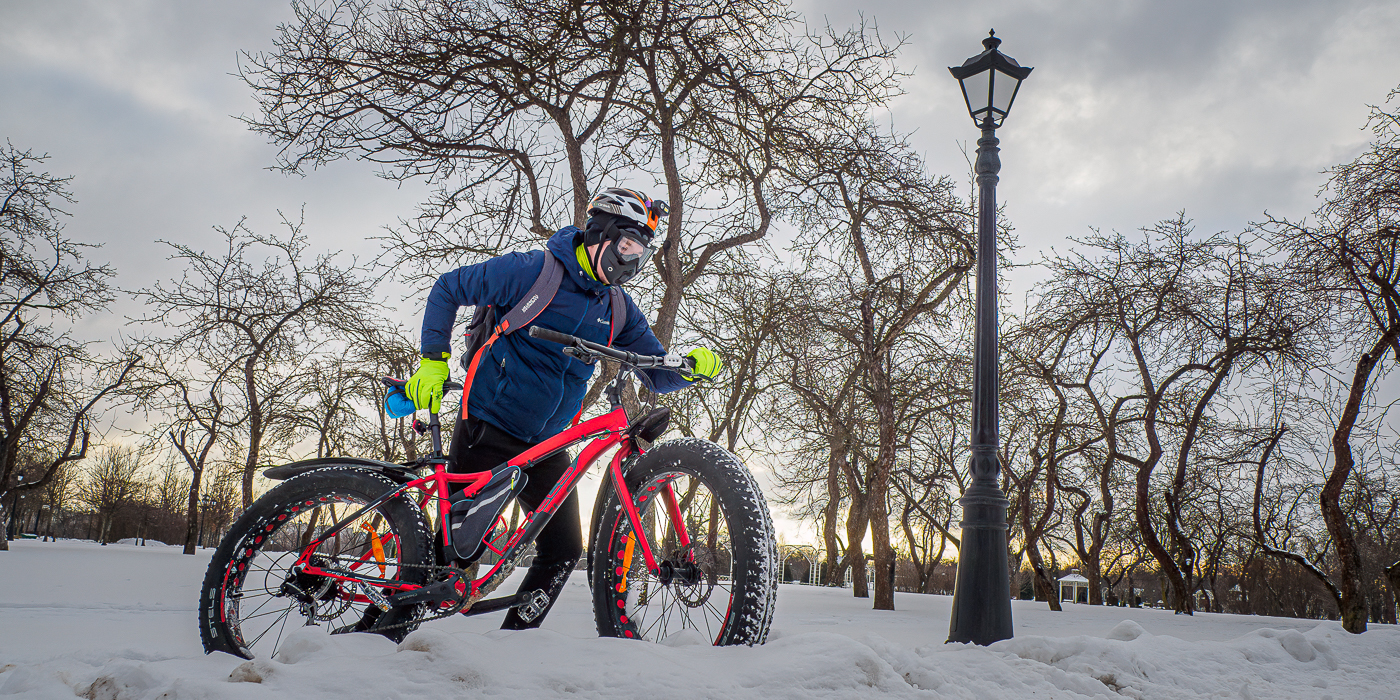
586,216,618,283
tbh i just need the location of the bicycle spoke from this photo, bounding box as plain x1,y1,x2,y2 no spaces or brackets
240,604,297,623
271,602,294,655
246,607,293,648
238,593,282,621
209,484,426,659
611,468,745,643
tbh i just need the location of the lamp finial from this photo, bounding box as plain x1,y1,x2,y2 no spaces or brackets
983,29,1001,51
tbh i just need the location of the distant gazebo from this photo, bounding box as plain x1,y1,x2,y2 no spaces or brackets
1058,572,1090,604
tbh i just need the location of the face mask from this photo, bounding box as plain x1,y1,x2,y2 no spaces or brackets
589,219,657,285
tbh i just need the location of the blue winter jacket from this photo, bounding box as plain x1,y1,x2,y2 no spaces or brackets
421,226,689,443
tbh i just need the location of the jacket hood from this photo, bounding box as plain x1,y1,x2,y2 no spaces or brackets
548,225,609,295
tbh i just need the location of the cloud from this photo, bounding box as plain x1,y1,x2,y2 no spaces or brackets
0,0,430,343
798,0,1400,274
4,0,1400,322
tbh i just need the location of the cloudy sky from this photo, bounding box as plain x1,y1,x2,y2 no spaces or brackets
6,0,1400,540
6,0,1400,311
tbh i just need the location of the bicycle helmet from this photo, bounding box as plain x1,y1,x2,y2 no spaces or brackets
582,187,669,285
587,187,663,235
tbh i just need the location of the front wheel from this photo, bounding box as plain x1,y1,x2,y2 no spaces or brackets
199,468,432,659
591,439,778,645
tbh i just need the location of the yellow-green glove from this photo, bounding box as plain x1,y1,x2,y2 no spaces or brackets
407,355,450,412
686,347,723,381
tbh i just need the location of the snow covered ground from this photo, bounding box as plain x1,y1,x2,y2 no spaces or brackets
2,540,1398,699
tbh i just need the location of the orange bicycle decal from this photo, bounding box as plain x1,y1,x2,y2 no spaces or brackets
617,532,636,593
359,522,387,576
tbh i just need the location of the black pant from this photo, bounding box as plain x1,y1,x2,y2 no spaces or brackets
449,416,581,629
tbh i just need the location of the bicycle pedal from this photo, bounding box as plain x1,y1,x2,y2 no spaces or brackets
356,581,392,612
515,589,551,623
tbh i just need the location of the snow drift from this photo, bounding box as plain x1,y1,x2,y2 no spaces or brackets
2,540,1396,699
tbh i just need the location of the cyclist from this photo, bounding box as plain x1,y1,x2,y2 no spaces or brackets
403,187,722,631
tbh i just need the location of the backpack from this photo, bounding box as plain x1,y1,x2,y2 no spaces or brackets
459,255,627,422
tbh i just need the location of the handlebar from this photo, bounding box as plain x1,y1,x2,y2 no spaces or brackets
380,376,463,393
528,327,577,347
528,326,698,378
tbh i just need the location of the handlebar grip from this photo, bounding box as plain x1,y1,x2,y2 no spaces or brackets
528,326,577,346
443,380,464,393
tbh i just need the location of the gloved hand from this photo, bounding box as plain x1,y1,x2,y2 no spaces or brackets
407,355,450,412
685,347,723,382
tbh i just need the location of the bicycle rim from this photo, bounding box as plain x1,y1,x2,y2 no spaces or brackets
610,471,737,644
220,495,410,658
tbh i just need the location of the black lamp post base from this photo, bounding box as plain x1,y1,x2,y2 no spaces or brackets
947,483,1014,645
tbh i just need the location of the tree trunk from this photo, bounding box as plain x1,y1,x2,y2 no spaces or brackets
845,491,868,598
1324,336,1397,633
183,468,203,555
1136,465,1192,614
1026,542,1062,611
1086,564,1103,606
821,442,845,587
242,358,263,509
868,507,894,609
867,350,897,611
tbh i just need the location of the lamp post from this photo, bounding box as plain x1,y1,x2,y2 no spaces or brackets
6,471,25,541
946,29,1032,646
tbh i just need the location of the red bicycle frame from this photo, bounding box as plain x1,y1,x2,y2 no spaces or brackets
292,401,690,608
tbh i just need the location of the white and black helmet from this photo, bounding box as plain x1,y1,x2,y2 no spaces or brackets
586,187,665,239
582,187,669,286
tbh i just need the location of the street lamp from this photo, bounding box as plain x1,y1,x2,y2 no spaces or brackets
6,471,24,541
946,29,1031,646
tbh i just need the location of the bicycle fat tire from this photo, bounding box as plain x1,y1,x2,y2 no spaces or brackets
199,467,432,659
590,438,778,645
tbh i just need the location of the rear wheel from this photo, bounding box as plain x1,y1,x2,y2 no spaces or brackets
199,468,432,659
590,439,778,645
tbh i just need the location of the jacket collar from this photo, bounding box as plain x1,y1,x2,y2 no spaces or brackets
548,226,609,294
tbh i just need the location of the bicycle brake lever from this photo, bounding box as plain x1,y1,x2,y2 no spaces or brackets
563,346,596,365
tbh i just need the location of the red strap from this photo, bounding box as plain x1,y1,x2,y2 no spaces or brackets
460,327,503,421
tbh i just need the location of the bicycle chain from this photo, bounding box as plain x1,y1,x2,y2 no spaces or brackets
313,552,525,634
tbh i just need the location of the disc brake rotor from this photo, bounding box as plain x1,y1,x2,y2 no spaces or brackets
668,544,717,607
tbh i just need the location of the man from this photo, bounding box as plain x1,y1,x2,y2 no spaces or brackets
404,187,722,630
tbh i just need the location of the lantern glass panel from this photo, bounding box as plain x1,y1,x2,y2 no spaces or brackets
961,69,991,115
991,67,1019,114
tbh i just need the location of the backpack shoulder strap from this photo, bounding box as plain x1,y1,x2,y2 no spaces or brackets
498,254,565,336
461,254,564,420
607,286,627,346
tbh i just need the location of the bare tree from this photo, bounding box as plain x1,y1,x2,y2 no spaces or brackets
771,123,974,609
126,342,234,555
0,143,137,551
347,324,423,462
77,446,146,545
240,0,904,360
1260,95,1400,631
1037,218,1302,614
133,215,379,507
